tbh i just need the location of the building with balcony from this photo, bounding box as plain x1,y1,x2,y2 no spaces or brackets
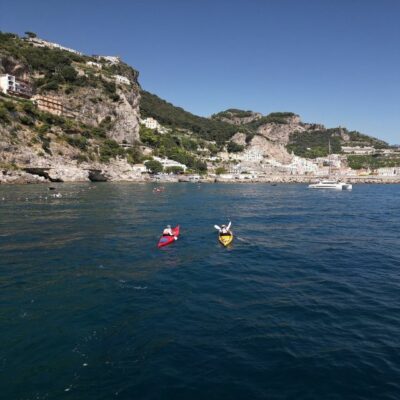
140,117,169,133
0,74,33,98
32,95,75,118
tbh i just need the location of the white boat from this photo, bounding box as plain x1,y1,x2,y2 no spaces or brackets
308,139,352,190
308,180,352,190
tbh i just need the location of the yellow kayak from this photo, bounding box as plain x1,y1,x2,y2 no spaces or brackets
219,232,233,247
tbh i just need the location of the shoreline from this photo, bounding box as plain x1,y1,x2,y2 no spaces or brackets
1,169,399,185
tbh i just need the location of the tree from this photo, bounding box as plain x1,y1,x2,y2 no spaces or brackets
60,65,78,83
227,141,244,153
165,166,184,174
215,166,228,175
25,31,37,38
145,160,163,174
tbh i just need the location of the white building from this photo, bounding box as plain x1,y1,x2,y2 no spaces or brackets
376,167,399,177
230,164,242,174
86,61,102,69
342,146,375,155
94,55,121,64
315,154,342,169
26,37,83,55
288,156,318,175
140,117,169,133
114,75,130,85
218,174,235,180
376,148,397,156
243,148,263,162
0,74,33,98
132,164,148,174
153,156,187,172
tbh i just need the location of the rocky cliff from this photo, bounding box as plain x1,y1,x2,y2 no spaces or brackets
0,32,143,183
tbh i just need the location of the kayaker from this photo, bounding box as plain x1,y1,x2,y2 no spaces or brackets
216,222,231,235
163,225,174,236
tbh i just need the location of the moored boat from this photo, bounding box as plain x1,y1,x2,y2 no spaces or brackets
308,180,352,190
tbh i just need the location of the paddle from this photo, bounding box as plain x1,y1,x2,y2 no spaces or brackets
214,225,221,231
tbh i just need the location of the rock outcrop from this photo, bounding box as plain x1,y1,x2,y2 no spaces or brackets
61,80,141,145
212,109,262,125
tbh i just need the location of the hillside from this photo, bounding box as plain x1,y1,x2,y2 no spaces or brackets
211,108,395,163
0,30,398,183
0,31,149,182
140,91,242,144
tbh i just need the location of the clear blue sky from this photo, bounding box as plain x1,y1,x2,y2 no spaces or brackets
1,0,399,143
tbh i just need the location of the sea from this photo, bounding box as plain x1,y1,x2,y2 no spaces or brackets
1,183,399,400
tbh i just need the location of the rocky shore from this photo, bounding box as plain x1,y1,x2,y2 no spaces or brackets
1,167,399,185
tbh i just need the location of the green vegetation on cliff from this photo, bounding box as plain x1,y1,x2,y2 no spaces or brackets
287,127,390,159
248,112,296,129
140,91,241,144
211,109,255,120
347,131,388,149
0,31,139,96
227,141,244,153
287,129,342,158
139,125,207,172
347,155,400,170
0,94,143,164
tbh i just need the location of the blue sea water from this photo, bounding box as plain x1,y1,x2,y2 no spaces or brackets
1,183,400,400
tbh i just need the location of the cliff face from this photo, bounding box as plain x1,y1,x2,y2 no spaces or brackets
0,33,141,145
0,33,144,183
256,117,326,147
59,84,140,145
227,114,310,163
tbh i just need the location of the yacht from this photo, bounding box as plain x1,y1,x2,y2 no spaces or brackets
308,180,352,190
308,139,352,190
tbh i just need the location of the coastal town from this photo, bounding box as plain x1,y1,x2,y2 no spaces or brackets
1,33,399,184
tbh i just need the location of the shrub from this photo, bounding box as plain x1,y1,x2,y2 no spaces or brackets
227,141,244,153
139,125,159,146
145,160,163,174
110,93,120,102
19,115,34,125
99,139,125,162
165,166,184,174
66,135,88,151
38,133,52,154
74,154,88,163
25,31,37,38
60,65,78,83
22,101,37,115
40,80,59,91
215,166,228,175
0,106,10,123
3,101,16,112
125,146,143,164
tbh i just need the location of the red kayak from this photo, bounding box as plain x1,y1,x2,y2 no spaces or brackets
157,225,180,248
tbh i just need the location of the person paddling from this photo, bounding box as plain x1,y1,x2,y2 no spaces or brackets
163,225,178,240
214,221,232,235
